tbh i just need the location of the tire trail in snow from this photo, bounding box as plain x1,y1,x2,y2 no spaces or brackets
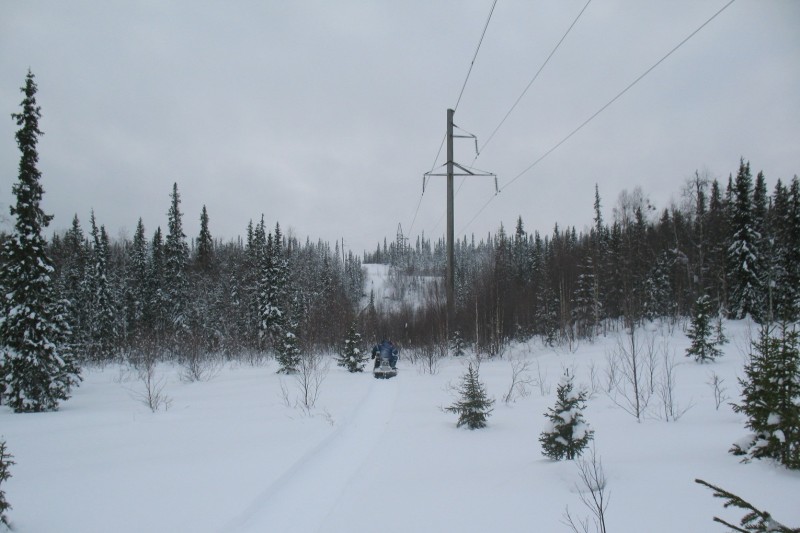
222,376,400,533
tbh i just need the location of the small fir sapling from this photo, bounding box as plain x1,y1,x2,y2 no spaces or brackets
445,363,494,429
450,329,467,357
540,370,594,460
686,294,723,362
337,323,368,372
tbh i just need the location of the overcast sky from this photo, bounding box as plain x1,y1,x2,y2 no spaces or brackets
2,1,798,255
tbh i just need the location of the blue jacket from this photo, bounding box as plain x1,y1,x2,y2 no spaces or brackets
373,340,398,359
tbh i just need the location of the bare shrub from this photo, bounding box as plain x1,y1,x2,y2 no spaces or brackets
706,372,729,411
295,351,329,413
416,342,445,375
606,327,653,421
503,357,533,404
563,446,609,533
587,361,601,398
178,341,223,383
533,360,551,396
279,351,330,414
657,348,693,422
133,360,172,413
127,338,172,412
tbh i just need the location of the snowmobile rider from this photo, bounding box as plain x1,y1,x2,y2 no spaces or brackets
371,339,399,370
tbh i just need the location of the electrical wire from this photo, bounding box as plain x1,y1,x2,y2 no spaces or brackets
459,0,737,235
408,132,446,235
454,0,499,112
476,0,592,158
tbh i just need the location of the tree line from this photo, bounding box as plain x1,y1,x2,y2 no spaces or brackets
45,186,366,366
372,161,799,353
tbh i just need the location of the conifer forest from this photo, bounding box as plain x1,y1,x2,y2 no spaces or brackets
6,125,800,370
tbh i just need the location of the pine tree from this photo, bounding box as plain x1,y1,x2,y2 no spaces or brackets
0,71,82,412
539,370,594,460
686,294,723,363
58,214,90,352
573,255,598,339
149,227,168,341
258,230,282,349
728,159,763,321
125,218,149,340
195,205,214,274
275,320,302,374
0,439,13,529
445,363,494,429
164,183,189,340
450,329,467,357
731,323,800,469
772,177,800,322
643,251,676,321
86,211,118,361
337,322,367,372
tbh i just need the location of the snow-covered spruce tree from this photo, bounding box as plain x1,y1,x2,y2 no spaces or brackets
124,218,149,341
540,370,594,460
727,159,763,321
58,214,90,354
0,439,12,529
164,183,190,346
450,329,467,357
258,227,288,351
0,70,81,412
275,320,302,374
195,205,214,274
731,323,800,469
643,250,676,322
148,226,168,342
273,286,304,374
337,322,367,372
86,211,118,361
445,363,494,429
686,294,723,363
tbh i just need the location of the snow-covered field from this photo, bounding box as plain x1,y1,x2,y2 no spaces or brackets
2,279,799,532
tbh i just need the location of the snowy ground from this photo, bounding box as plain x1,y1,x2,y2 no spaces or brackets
363,263,440,313
2,287,799,531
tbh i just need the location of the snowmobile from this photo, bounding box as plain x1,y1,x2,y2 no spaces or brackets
372,354,398,379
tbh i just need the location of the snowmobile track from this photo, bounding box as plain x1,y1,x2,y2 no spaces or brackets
222,376,400,533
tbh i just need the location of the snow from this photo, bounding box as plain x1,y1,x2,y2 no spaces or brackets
1,272,799,531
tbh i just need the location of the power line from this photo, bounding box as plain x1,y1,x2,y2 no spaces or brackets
454,0,499,112
459,0,737,234
476,0,592,158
